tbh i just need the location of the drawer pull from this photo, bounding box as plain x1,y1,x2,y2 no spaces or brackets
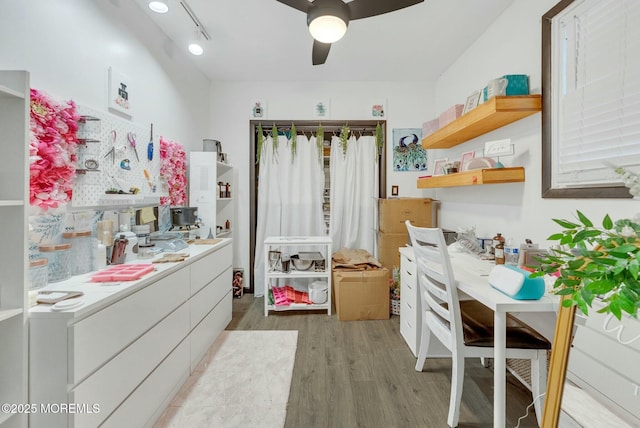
405,270,413,276
406,283,413,290
407,302,412,309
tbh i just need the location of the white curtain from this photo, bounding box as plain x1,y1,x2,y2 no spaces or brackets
329,135,378,254
253,133,325,297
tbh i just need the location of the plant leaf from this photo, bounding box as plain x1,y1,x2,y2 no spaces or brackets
610,244,637,254
602,214,613,230
573,229,602,243
577,210,593,227
548,233,564,241
554,218,580,229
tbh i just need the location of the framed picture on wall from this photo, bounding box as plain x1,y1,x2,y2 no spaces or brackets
392,128,426,172
369,100,386,118
313,99,330,118
251,99,267,119
107,66,132,118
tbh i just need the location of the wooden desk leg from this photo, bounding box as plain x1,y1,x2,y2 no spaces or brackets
542,296,576,428
494,311,507,427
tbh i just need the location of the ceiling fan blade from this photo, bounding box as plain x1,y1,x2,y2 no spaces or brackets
348,0,424,20
312,40,332,65
275,0,311,13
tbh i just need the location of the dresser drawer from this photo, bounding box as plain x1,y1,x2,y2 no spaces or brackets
100,337,191,428
69,268,190,384
190,243,232,295
190,267,231,330
70,303,190,427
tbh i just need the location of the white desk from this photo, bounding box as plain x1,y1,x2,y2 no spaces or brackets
404,247,557,427
451,252,557,427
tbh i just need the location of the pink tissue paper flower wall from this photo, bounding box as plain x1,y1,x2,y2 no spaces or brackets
159,136,186,206
29,88,79,211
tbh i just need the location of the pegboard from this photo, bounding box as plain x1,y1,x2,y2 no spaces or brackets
72,104,164,207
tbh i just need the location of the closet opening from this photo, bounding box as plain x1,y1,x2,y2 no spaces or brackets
248,120,387,293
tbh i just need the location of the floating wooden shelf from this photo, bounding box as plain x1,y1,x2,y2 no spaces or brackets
422,95,542,149
417,167,525,189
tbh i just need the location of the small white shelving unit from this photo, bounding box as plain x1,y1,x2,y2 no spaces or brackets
189,152,234,239
0,70,29,428
216,161,233,238
264,236,332,316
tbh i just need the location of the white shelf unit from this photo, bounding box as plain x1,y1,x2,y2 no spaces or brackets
264,236,332,316
216,161,233,238
189,153,234,239
0,70,29,428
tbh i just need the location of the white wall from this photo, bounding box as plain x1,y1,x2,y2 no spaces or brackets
0,0,210,149
209,80,436,275
429,0,637,246
433,2,639,423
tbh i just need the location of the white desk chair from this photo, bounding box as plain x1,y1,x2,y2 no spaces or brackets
406,221,550,427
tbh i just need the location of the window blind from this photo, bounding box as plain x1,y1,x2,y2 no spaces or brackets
553,0,640,188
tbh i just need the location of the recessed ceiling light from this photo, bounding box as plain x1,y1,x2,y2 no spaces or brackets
149,1,169,14
188,43,204,56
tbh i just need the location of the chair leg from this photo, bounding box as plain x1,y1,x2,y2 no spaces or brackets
531,350,548,427
415,315,431,371
447,350,464,427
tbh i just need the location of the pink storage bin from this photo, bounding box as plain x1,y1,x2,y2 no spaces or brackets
422,118,439,137
91,264,154,282
438,104,464,128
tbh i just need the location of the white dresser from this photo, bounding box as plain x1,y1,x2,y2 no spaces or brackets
399,246,420,356
29,240,232,428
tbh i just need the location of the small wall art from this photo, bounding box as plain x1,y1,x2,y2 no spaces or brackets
250,99,267,119
370,100,386,118
313,99,330,118
108,67,132,118
392,128,426,172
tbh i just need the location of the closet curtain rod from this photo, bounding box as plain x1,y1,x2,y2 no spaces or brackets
257,125,379,133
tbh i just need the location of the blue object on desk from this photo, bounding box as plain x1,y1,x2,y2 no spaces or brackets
488,264,545,300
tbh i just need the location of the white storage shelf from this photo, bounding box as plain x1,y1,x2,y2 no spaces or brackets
0,70,29,428
188,153,234,240
264,236,332,316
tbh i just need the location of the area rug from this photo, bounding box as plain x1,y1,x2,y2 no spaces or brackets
154,330,298,428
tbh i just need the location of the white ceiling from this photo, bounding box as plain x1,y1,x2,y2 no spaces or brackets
133,0,515,82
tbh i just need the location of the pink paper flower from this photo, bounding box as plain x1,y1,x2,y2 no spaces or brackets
159,136,187,206
29,88,79,211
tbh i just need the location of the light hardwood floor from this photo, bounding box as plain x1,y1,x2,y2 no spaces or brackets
228,296,539,428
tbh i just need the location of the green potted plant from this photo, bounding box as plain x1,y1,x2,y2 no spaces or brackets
533,167,640,320
532,210,640,320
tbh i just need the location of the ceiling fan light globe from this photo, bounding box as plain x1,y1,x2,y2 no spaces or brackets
309,15,347,43
188,43,204,56
148,1,169,14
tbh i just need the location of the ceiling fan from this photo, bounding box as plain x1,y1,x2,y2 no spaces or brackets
276,0,424,65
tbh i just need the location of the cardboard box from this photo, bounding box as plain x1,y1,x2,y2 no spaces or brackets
378,198,437,233
377,231,408,270
332,267,390,321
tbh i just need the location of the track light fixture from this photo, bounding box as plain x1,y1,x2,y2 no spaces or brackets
188,27,204,56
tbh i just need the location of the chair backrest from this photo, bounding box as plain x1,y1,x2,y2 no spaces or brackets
406,221,464,351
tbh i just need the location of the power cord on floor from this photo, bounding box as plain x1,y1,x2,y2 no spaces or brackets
514,392,546,428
